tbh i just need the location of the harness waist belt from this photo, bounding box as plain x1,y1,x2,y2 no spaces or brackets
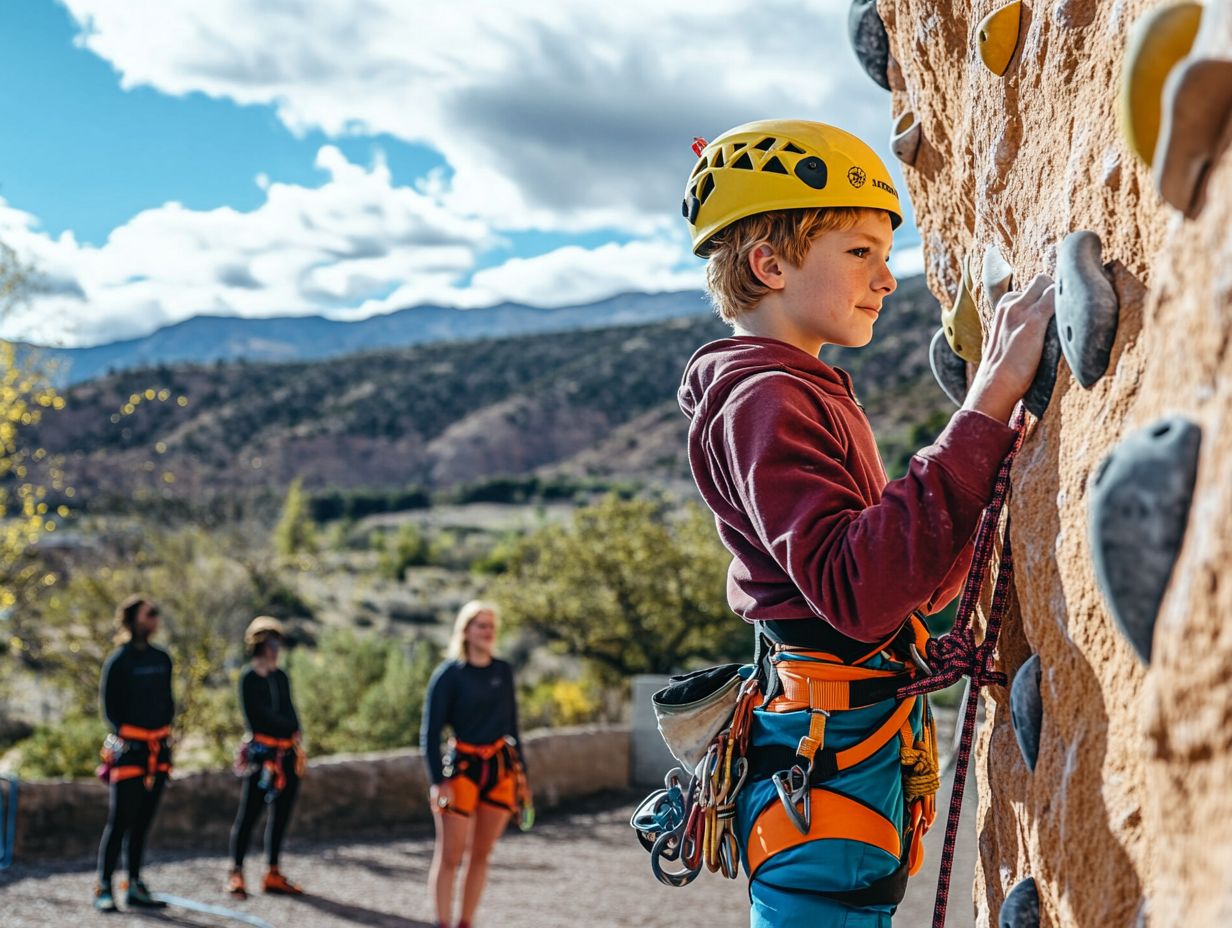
253,734,297,750
113,725,172,787
452,738,513,759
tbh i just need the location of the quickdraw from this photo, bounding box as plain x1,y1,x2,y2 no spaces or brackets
632,675,760,886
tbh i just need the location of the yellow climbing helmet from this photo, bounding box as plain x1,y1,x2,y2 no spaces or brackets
683,119,903,256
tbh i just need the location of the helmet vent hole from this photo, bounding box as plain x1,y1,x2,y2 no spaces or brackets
712,149,725,169
689,159,706,179
762,156,789,175
783,142,806,154
731,152,755,170
754,137,777,151
698,173,716,203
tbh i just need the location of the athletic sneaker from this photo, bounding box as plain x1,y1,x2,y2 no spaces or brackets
261,867,303,895
125,880,168,908
93,884,117,913
227,868,248,899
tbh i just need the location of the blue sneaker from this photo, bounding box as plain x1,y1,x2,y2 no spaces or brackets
93,884,117,913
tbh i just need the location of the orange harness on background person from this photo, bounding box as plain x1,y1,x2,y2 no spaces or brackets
111,725,172,789
442,738,521,817
252,733,306,794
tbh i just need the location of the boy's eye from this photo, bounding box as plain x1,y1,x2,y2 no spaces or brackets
850,248,870,257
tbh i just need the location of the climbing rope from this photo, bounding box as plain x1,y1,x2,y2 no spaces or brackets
896,404,1027,928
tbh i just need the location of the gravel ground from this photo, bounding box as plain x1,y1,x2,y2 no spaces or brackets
0,706,979,928
0,774,977,928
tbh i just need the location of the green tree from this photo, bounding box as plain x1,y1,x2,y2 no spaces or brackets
274,477,317,556
489,496,746,683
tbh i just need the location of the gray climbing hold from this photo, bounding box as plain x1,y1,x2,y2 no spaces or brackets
982,244,1014,312
929,328,968,407
1010,654,1042,771
1055,231,1119,389
1023,316,1062,418
890,111,922,165
999,877,1040,928
1089,417,1202,664
849,0,891,91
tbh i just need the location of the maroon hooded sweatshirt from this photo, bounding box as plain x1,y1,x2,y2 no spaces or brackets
678,336,1019,645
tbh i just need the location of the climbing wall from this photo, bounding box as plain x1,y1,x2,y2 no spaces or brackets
857,1,1232,925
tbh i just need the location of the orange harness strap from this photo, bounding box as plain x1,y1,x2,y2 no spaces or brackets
113,725,172,788
252,733,304,792
747,788,903,879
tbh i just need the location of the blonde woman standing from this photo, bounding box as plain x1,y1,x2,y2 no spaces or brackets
420,601,530,928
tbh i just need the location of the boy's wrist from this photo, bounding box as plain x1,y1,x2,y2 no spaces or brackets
962,386,1016,424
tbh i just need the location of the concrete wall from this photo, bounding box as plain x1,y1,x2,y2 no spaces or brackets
12,725,630,861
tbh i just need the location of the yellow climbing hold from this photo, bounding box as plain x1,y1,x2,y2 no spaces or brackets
1119,1,1203,166
942,253,984,363
976,1,1022,77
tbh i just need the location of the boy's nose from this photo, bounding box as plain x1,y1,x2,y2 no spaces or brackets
875,262,897,294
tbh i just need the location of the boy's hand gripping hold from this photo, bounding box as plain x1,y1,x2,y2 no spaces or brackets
964,273,1057,423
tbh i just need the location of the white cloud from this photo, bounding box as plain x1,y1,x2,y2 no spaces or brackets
58,0,899,233
890,243,925,279
0,147,704,346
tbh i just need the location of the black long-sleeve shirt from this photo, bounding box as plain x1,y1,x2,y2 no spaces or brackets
100,642,174,733
239,666,300,739
420,658,524,784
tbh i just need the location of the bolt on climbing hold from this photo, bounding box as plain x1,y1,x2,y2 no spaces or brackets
1024,316,1062,418
999,877,1040,928
929,328,968,407
1055,231,1118,389
942,253,983,363
1090,417,1202,665
982,244,1014,312
890,111,922,165
1010,654,1042,772
1154,56,1232,217
849,0,892,91
1118,1,1203,166
976,0,1023,77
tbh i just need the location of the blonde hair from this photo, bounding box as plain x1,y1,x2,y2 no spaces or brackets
704,207,869,323
448,600,499,662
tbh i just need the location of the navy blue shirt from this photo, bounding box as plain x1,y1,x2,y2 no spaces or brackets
420,658,524,784
100,642,174,732
240,666,300,739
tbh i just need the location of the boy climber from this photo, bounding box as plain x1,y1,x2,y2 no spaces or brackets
677,119,1054,927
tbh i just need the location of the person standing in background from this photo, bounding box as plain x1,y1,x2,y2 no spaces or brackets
421,601,531,928
94,595,174,913
227,616,306,898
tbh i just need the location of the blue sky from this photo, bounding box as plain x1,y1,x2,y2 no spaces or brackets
0,0,922,347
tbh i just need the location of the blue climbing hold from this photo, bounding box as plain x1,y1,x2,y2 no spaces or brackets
930,328,968,407
1089,417,1202,664
1055,231,1119,389
849,0,892,91
1010,654,1042,772
999,877,1040,928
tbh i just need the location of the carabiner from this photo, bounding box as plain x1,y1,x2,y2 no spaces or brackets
771,764,812,835
909,643,934,676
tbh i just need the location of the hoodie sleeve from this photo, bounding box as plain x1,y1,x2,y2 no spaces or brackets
714,377,1016,642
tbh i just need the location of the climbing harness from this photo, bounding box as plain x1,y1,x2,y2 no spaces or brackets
0,774,17,870
441,737,526,818
235,734,306,802
105,725,172,789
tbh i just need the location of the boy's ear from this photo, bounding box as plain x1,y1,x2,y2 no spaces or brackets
748,243,787,291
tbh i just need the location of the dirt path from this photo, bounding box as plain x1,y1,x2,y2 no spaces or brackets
0,768,979,928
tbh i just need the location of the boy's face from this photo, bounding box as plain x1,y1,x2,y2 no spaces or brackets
775,210,897,349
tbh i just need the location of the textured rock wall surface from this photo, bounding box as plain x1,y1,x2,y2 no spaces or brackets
13,725,631,860
879,1,1231,925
